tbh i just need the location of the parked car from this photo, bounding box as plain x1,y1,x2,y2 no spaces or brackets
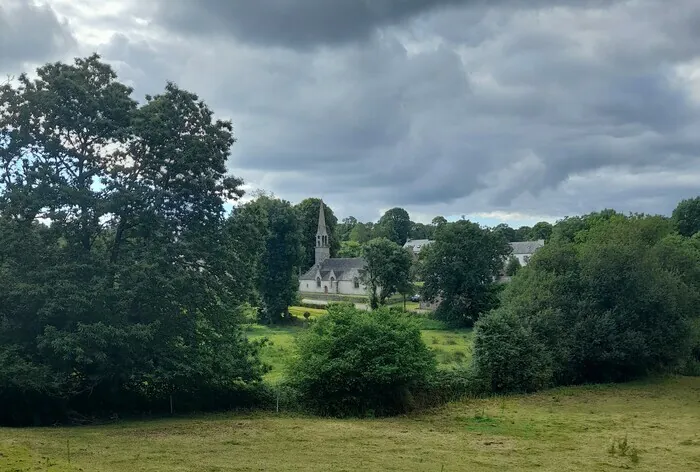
409,294,421,302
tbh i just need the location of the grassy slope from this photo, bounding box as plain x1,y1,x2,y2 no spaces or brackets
2,377,699,471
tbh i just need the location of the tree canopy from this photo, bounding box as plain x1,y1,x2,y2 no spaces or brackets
0,55,266,425
421,220,512,327
673,196,700,237
374,207,412,246
361,238,413,309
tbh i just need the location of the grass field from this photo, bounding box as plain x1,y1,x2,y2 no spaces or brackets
2,376,699,471
247,308,473,381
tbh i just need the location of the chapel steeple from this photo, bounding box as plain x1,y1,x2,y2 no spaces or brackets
314,199,330,265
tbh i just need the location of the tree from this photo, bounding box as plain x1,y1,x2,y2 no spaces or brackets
337,216,357,241
295,198,339,270
514,226,532,241
493,223,517,242
338,240,362,257
421,220,512,327
474,215,696,390
349,222,371,243
239,195,302,324
0,56,266,425
374,207,412,245
505,256,522,276
673,196,700,237
288,304,436,416
530,221,553,241
409,222,434,240
361,238,413,309
432,216,448,227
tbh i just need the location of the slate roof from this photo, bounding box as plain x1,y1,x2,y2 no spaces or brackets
509,240,545,255
403,239,434,253
300,257,366,281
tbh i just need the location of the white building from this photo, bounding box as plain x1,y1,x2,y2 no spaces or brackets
298,200,368,296
509,240,545,266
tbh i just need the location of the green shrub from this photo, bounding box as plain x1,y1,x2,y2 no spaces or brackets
287,304,436,417
472,309,553,393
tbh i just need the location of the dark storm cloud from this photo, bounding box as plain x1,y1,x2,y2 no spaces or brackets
0,0,76,73
57,0,700,221
154,0,619,49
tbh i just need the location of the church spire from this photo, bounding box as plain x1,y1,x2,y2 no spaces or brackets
314,199,330,265
317,199,328,238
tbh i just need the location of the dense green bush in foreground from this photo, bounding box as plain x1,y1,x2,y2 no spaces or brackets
287,304,437,416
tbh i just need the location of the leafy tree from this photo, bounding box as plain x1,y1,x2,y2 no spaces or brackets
288,304,436,416
475,216,695,389
432,216,448,227
673,196,700,237
295,198,339,270
514,226,532,241
0,55,266,425
421,220,512,327
336,216,357,241
505,256,522,276
493,223,517,242
349,222,371,243
530,221,553,240
361,238,413,309
473,309,553,392
239,195,302,324
338,240,363,257
374,207,412,245
409,222,434,240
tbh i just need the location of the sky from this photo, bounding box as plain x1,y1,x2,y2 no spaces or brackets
1,0,700,226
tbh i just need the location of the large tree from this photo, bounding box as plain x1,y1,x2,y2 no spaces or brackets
673,196,700,237
530,221,554,241
361,238,413,309
239,195,302,324
0,55,266,425
374,207,412,245
421,220,512,327
295,198,339,270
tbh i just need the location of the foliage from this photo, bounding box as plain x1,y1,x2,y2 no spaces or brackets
473,215,697,392
409,221,434,240
338,240,362,257
0,56,266,425
505,256,522,276
530,221,554,240
360,238,413,309
672,196,700,237
472,310,553,392
348,222,372,243
374,207,412,245
421,220,512,327
288,304,436,416
238,195,302,324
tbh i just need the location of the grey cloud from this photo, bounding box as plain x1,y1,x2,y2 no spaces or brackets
84,0,700,222
0,0,76,73
154,0,619,49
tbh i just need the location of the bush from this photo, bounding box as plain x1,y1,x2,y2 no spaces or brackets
472,310,553,392
287,304,436,417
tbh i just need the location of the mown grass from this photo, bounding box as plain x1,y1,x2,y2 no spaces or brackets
2,377,699,471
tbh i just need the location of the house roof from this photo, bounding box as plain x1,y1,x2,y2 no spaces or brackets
509,240,545,255
403,239,433,253
300,257,366,281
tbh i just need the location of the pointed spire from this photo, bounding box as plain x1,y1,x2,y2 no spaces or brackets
317,199,328,236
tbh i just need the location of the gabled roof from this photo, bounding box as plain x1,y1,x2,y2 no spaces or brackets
403,239,433,253
509,240,545,255
300,257,366,281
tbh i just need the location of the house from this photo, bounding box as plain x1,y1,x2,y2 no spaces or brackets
403,239,433,256
509,240,545,266
298,200,368,296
